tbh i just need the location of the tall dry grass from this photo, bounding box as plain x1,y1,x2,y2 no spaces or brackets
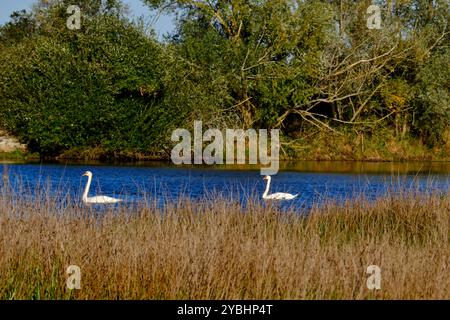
0,183,448,299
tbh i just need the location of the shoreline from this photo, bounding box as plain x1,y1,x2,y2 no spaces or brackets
1,150,449,163
1,126,449,163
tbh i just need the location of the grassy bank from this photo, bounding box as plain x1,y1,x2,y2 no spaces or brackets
283,128,450,161
52,128,450,162
1,126,449,162
0,150,38,161
0,189,448,299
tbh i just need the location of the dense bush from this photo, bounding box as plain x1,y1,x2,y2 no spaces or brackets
410,48,450,146
0,1,173,157
0,0,448,158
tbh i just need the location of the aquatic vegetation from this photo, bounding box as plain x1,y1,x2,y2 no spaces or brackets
0,187,448,299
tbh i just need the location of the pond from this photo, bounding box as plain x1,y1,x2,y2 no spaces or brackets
1,160,449,210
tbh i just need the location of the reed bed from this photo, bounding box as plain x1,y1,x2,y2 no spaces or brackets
0,183,448,299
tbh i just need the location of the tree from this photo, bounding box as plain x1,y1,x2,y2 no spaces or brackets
144,0,335,129
0,0,166,157
145,0,449,146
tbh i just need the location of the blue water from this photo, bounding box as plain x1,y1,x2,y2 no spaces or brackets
1,162,449,210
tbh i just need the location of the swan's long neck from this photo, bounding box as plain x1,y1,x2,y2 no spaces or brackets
263,176,271,198
82,175,92,201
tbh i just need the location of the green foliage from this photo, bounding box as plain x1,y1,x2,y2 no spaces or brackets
0,0,448,158
149,0,335,128
0,0,170,156
411,48,450,145
0,10,35,45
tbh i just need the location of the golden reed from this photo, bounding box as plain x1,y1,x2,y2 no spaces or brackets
0,184,448,299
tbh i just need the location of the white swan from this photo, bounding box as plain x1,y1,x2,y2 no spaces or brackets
82,171,122,204
262,175,298,200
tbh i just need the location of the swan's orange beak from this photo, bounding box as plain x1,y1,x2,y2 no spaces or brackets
82,172,88,177
263,176,268,180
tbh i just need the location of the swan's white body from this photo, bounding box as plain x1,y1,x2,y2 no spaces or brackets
262,175,298,200
82,171,122,204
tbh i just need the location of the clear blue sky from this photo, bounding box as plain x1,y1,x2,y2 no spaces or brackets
0,0,175,38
